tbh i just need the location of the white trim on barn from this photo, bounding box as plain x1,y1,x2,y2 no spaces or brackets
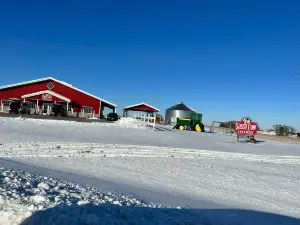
21,90,71,103
99,100,102,117
123,102,160,112
0,100,3,112
8,98,21,101
0,77,117,108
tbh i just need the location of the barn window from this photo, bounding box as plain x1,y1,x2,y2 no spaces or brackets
1,100,11,107
27,102,36,109
68,105,72,112
47,82,54,90
82,106,92,114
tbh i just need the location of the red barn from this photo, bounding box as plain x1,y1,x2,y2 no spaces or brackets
0,77,117,118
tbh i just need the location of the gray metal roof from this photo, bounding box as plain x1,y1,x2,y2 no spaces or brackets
166,102,196,112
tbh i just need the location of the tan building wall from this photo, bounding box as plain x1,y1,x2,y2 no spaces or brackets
1,106,9,113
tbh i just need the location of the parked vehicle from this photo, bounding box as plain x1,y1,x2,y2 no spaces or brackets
9,101,31,114
51,103,67,117
173,112,205,132
107,112,119,121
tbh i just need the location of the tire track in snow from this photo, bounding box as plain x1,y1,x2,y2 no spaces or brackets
1,142,300,165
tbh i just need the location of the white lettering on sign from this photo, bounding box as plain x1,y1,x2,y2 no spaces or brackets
236,124,257,131
236,130,255,134
42,94,52,101
236,124,245,130
250,124,257,130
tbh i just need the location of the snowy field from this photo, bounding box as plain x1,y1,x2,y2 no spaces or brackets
0,117,300,225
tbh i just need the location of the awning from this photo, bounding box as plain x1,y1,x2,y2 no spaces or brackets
21,90,71,103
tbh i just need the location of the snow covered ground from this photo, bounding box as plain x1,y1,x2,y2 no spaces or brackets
1,116,300,155
0,167,166,225
257,130,277,136
1,117,300,225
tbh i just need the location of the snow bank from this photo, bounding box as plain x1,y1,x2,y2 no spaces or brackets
0,167,218,225
0,116,151,130
258,131,276,136
0,167,172,225
289,134,298,139
0,116,87,126
112,117,149,129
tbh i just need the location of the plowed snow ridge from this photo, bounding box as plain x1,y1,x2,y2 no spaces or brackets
1,142,300,165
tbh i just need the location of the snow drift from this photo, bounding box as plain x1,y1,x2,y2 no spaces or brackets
258,131,277,136
1,166,300,225
0,167,170,225
112,117,149,129
0,116,150,130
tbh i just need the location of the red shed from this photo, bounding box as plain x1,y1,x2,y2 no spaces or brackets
123,103,159,118
0,77,117,118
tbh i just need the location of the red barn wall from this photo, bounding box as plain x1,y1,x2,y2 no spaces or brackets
0,79,101,114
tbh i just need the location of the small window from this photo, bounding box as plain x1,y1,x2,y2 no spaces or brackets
82,106,93,114
1,100,11,107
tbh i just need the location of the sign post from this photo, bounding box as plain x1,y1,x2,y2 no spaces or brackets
235,117,258,143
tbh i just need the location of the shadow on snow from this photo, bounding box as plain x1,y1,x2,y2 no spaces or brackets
154,126,174,132
21,203,300,225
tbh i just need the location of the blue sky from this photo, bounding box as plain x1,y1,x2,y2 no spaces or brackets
0,0,299,130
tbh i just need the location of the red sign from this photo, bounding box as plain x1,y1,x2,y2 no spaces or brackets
235,117,258,136
42,94,52,101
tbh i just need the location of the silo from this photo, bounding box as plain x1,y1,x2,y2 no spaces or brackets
165,102,196,125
